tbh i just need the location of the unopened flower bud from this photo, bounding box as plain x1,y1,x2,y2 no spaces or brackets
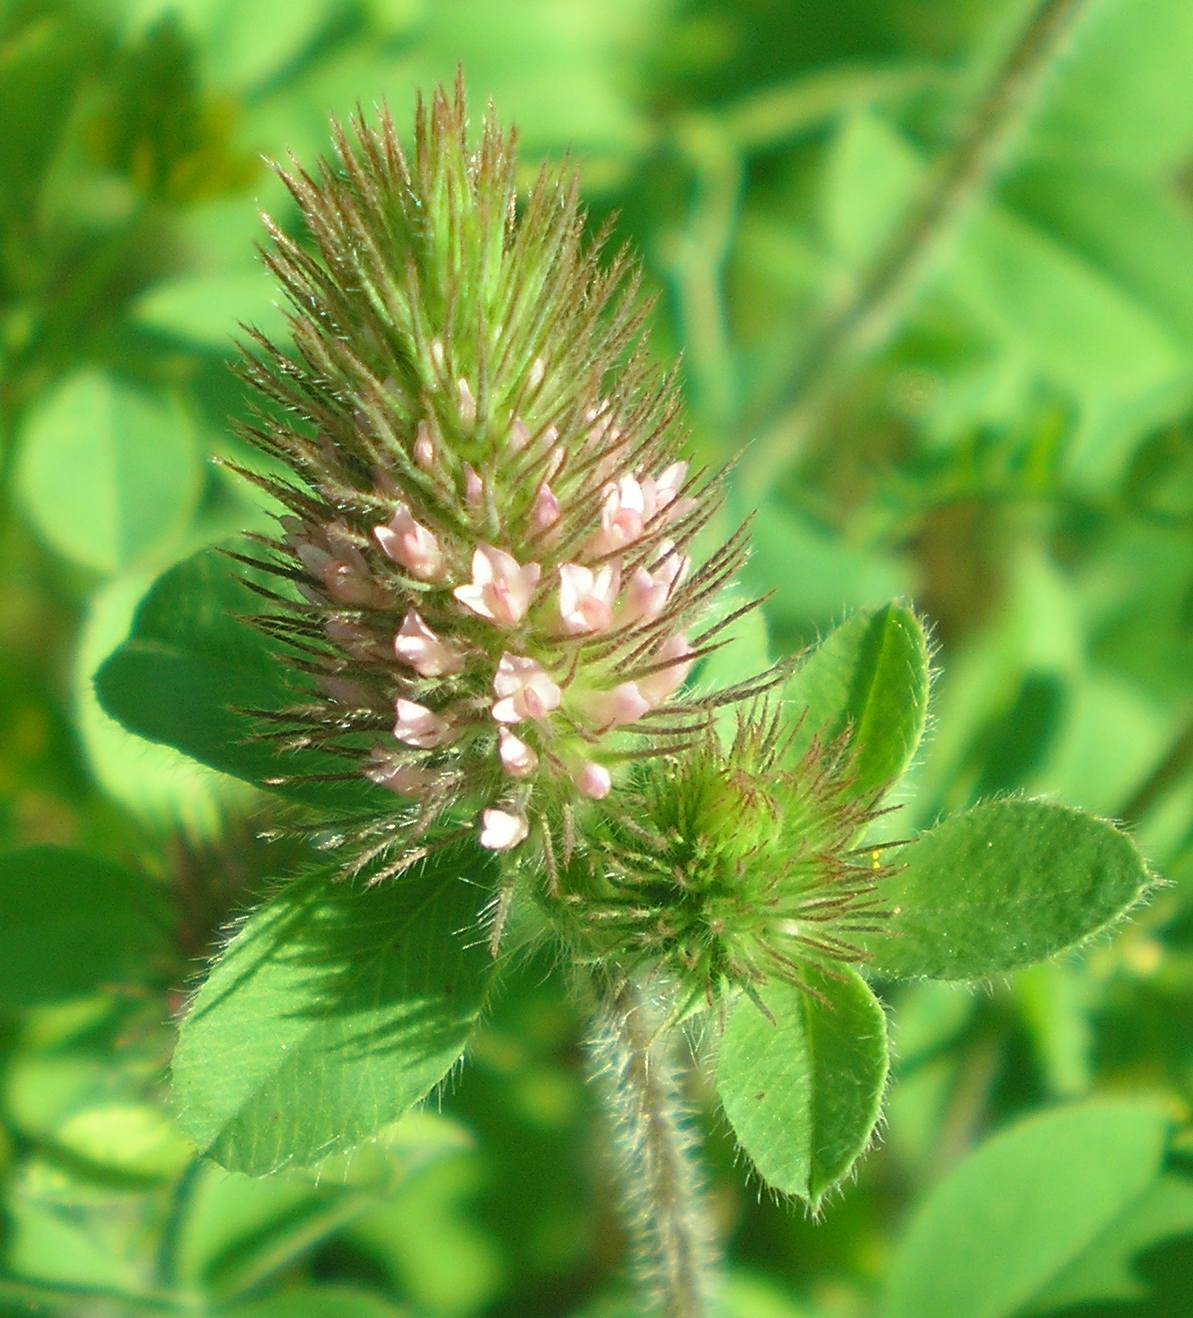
374,505,446,582
499,728,538,778
393,698,454,748
395,611,463,677
575,761,612,800
480,808,529,851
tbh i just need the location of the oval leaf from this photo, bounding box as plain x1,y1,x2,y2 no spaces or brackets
880,1101,1171,1318
173,854,493,1175
95,549,377,811
869,800,1151,981
14,370,202,574
0,848,171,1008
784,603,929,799
717,968,889,1209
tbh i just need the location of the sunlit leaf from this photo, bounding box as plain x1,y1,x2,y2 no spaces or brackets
717,969,889,1209
53,1102,193,1184
172,855,494,1175
869,800,1151,981
95,548,378,811
131,270,287,352
14,371,203,575
75,567,253,834
784,603,930,798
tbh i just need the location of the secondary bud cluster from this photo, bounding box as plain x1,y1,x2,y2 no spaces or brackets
233,85,772,877
552,712,896,1010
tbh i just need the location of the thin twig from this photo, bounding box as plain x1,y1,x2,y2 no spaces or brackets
743,0,1093,491
669,117,744,433
1118,713,1193,827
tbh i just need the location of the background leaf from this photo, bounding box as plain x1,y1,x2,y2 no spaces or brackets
0,848,170,1008
172,854,494,1176
74,565,254,835
716,969,889,1209
879,1101,1172,1318
868,799,1151,980
13,371,203,575
95,549,378,811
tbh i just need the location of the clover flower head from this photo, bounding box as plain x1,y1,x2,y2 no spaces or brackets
233,83,777,880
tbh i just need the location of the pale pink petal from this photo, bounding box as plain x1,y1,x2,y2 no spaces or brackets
638,634,695,706
393,698,453,748
657,461,688,500
492,653,561,723
619,550,689,625
586,681,651,729
454,546,541,626
463,463,484,506
498,728,538,778
558,562,620,634
414,419,435,470
394,611,462,677
589,475,647,555
374,505,445,582
479,808,529,851
530,481,560,532
575,761,612,799
509,416,531,452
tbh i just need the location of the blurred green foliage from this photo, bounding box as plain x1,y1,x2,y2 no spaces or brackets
2,0,1192,1313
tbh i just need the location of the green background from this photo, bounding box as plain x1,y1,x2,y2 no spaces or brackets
2,0,1192,1313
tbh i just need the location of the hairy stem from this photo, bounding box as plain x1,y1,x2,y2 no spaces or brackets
744,0,1092,491
585,974,718,1316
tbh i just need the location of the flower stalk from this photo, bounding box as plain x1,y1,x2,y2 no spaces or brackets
586,972,719,1318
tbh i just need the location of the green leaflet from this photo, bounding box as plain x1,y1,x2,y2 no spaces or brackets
879,1101,1172,1318
784,602,930,799
716,969,889,1210
94,548,378,812
0,848,171,1008
868,799,1151,981
172,855,494,1176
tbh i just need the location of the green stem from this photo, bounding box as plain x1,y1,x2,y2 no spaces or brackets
586,974,718,1317
743,0,1092,492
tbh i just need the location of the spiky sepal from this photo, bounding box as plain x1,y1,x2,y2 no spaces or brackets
547,707,899,1016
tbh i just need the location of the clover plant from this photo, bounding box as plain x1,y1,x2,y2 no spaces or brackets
92,84,1153,1316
